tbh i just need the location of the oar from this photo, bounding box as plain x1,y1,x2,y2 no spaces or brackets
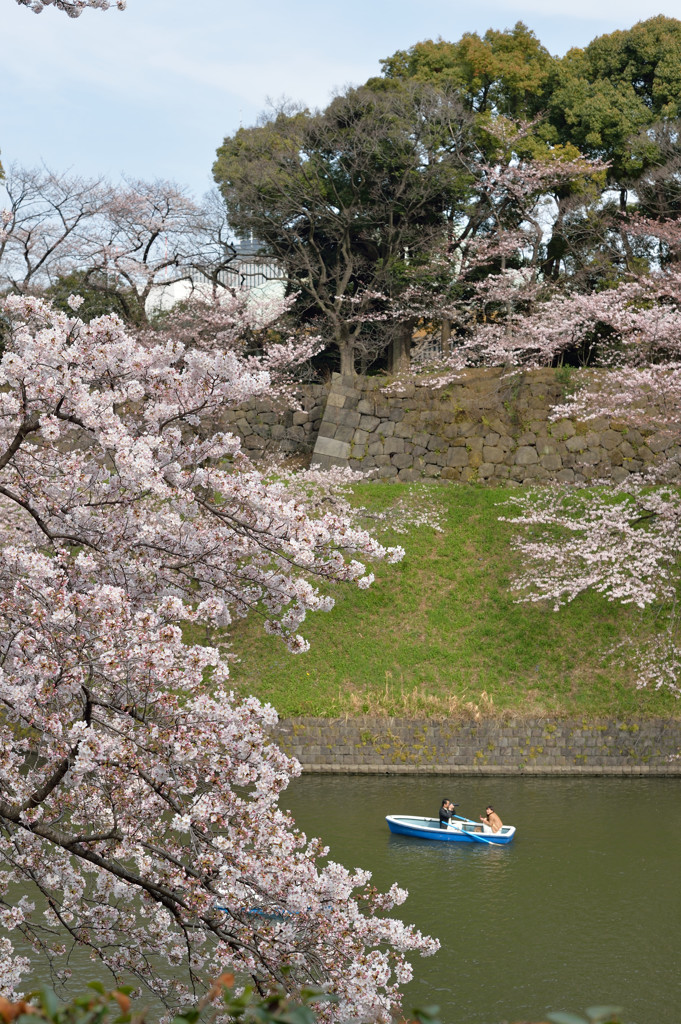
454,824,496,845
449,815,497,845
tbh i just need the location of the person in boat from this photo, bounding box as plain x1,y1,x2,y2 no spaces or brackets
480,805,503,833
439,798,456,829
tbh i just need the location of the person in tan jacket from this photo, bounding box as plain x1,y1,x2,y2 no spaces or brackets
480,805,503,833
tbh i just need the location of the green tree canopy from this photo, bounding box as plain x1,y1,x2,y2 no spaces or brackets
547,16,681,194
213,84,475,374
377,23,554,121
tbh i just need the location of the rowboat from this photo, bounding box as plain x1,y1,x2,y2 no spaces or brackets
385,814,516,845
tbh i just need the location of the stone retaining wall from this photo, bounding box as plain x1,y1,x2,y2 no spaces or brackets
216,383,329,462
310,369,679,484
273,717,681,774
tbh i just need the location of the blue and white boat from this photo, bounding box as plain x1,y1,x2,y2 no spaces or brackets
385,814,516,845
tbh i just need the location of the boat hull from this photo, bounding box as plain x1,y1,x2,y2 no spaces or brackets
386,815,516,844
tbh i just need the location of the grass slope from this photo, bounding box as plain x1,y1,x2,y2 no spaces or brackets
227,483,678,720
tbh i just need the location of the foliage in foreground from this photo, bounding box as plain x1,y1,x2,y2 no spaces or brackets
0,984,629,1024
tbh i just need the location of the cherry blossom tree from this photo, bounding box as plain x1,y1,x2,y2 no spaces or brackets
14,0,125,16
0,166,110,296
92,181,238,324
491,215,681,695
0,170,240,327
0,294,437,1018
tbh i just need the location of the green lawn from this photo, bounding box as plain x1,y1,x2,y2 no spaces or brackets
225,482,679,720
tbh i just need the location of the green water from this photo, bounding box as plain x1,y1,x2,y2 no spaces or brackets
9,775,680,1023
283,775,681,1024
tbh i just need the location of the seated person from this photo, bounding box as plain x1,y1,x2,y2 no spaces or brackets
480,805,503,833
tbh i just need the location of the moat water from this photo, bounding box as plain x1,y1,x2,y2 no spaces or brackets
283,774,681,1024
11,774,681,1023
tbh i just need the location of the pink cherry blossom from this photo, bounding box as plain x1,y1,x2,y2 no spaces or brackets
0,295,435,1020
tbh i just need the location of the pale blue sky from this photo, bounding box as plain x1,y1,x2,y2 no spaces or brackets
1,0,677,198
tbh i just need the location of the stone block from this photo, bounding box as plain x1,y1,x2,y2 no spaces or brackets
292,411,309,426
447,447,469,467
398,468,423,482
244,436,266,449
565,434,586,452
384,437,405,455
523,465,549,481
484,431,501,446
576,449,601,466
337,409,361,429
335,425,355,443
540,453,563,471
647,433,672,453
326,391,346,408
478,462,495,479
359,415,380,431
517,432,537,446
357,399,374,415
424,464,441,477
313,436,351,460
552,420,576,439
611,466,630,484
393,453,413,469
323,406,346,426
601,429,624,450
515,446,538,465
378,464,398,478
483,446,505,464
389,408,405,422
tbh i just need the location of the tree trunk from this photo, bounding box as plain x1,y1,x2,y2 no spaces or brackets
338,325,355,379
441,317,452,356
388,321,413,374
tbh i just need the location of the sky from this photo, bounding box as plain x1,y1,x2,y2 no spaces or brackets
1,0,678,199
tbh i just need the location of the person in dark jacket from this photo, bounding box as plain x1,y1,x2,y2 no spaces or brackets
439,798,456,828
